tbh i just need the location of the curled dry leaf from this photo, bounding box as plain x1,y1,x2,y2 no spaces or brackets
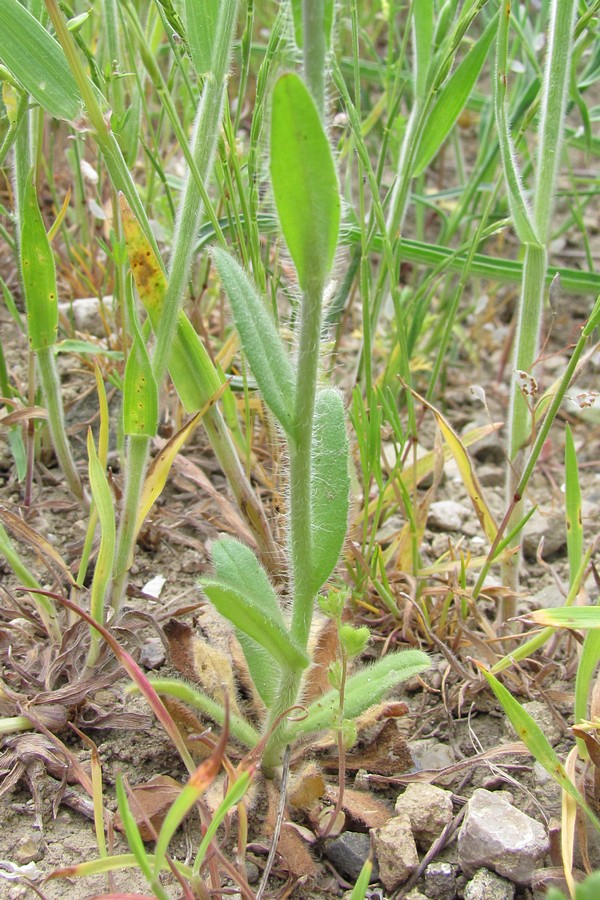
164,618,239,714
114,775,184,842
265,780,318,880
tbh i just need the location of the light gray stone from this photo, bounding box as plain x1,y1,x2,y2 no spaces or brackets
58,295,114,336
463,867,515,900
394,783,454,848
458,789,548,884
409,739,455,773
423,860,457,899
372,814,419,891
428,501,470,532
522,510,566,560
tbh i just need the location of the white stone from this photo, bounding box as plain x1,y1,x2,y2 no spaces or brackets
394,783,454,847
372,814,419,890
458,789,548,884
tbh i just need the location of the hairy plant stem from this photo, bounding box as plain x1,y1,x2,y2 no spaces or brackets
500,0,577,614
302,0,327,116
263,278,325,770
36,346,87,503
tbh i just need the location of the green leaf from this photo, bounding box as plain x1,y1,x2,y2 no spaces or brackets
289,650,429,738
185,0,219,76
115,776,153,882
21,175,58,351
478,665,600,832
413,13,498,177
0,0,81,121
270,73,340,290
529,607,600,629
310,388,350,592
212,248,296,436
123,328,158,438
201,580,309,673
412,0,434,101
349,859,373,900
565,424,583,586
211,538,284,706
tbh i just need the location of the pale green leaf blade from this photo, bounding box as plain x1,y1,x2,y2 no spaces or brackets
201,581,309,672
565,424,583,586
413,12,498,177
185,0,219,76
0,0,81,121
310,388,350,592
270,73,340,290
290,650,429,737
478,664,600,832
123,333,158,438
213,247,296,436
529,607,600,629
412,0,434,101
21,175,58,351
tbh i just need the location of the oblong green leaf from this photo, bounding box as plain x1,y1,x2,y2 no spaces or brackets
413,12,498,177
21,176,58,351
529,607,600,629
310,388,350,592
212,247,296,436
270,73,340,290
201,581,309,673
0,0,81,121
289,650,429,738
565,423,583,586
123,332,158,437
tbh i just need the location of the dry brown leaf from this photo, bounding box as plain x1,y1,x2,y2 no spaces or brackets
287,762,326,812
320,719,414,776
326,785,391,830
303,619,339,705
164,619,239,713
161,696,213,760
265,780,317,880
115,775,183,842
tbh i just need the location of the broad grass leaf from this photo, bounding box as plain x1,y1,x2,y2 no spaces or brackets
212,247,296,436
270,73,340,290
185,0,219,75
201,580,309,673
529,608,600,629
21,176,58,351
310,389,350,592
0,0,81,121
413,12,498,177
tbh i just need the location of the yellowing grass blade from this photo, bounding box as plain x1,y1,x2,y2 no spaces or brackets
410,388,498,543
134,384,226,537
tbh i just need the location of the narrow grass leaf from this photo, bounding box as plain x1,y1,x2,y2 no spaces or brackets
310,388,350,592
270,73,340,290
47,852,192,881
123,332,158,437
476,664,600,832
0,0,81,121
413,12,498,176
410,389,497,542
86,430,115,664
565,424,583,586
575,630,600,748
212,247,296,436
193,771,252,870
412,0,434,101
529,608,600,629
153,720,229,878
115,776,153,883
349,858,373,900
21,175,58,351
201,581,309,672
289,650,429,738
